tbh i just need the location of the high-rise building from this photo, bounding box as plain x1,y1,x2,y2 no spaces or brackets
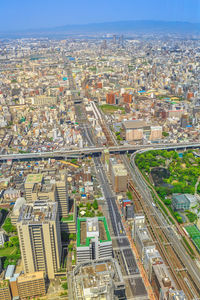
109,158,127,193
106,93,116,105
123,93,132,103
17,201,61,279
24,173,69,218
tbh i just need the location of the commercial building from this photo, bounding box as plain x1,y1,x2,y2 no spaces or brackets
76,217,112,263
149,126,163,141
122,120,148,141
172,194,190,211
17,271,46,299
17,201,61,279
71,258,125,300
144,246,163,281
0,280,11,300
122,120,162,142
109,158,127,193
122,200,134,220
152,263,176,300
133,215,154,261
30,96,57,106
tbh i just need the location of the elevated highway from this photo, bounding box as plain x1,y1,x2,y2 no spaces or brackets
0,142,200,161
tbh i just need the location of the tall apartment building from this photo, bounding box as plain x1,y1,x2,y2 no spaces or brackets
106,93,116,104
17,201,61,279
109,158,127,193
25,173,68,218
77,217,112,263
54,173,69,217
122,93,132,103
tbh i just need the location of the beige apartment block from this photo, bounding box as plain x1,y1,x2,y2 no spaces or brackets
17,271,46,299
17,201,61,279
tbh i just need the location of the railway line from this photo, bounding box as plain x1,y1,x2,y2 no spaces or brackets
128,179,200,299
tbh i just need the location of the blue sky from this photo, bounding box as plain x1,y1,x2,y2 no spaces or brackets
0,0,199,31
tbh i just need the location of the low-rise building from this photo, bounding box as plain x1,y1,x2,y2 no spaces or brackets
71,258,125,300
152,263,176,300
17,271,46,299
172,194,190,211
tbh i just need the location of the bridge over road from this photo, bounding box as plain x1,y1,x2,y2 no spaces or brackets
0,142,200,161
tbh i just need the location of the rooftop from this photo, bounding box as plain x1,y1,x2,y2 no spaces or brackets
18,201,57,223
77,217,111,247
17,271,45,283
112,164,127,176
26,173,43,184
123,120,147,129
72,258,125,299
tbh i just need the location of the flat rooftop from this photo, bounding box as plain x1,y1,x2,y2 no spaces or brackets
17,271,44,283
77,217,111,247
72,258,124,297
26,174,43,184
18,201,57,223
112,164,127,176
123,120,147,129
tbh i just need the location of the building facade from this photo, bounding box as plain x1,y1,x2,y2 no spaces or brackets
17,201,61,279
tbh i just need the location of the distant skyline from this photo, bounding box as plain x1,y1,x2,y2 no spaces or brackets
0,0,199,31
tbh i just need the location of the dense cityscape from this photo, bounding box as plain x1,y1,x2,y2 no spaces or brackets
0,11,200,300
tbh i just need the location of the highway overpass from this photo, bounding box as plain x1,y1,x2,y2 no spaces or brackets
0,142,200,161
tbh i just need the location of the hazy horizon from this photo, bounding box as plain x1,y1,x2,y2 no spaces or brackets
0,0,199,32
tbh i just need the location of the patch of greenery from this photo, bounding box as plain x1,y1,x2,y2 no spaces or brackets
186,212,197,223
62,282,68,290
3,218,17,234
100,104,125,114
126,191,133,200
162,131,169,137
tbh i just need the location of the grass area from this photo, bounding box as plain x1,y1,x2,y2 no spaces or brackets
185,225,200,252
61,214,74,222
185,225,200,238
100,104,125,114
186,212,198,223
0,246,17,257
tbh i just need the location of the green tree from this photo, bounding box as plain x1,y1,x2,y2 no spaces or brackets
3,218,17,234
68,244,73,252
92,200,98,210
86,203,91,210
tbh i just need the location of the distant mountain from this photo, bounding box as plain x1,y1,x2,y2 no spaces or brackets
1,20,200,38
53,20,200,33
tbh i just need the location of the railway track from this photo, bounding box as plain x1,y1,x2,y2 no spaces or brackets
128,180,200,299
